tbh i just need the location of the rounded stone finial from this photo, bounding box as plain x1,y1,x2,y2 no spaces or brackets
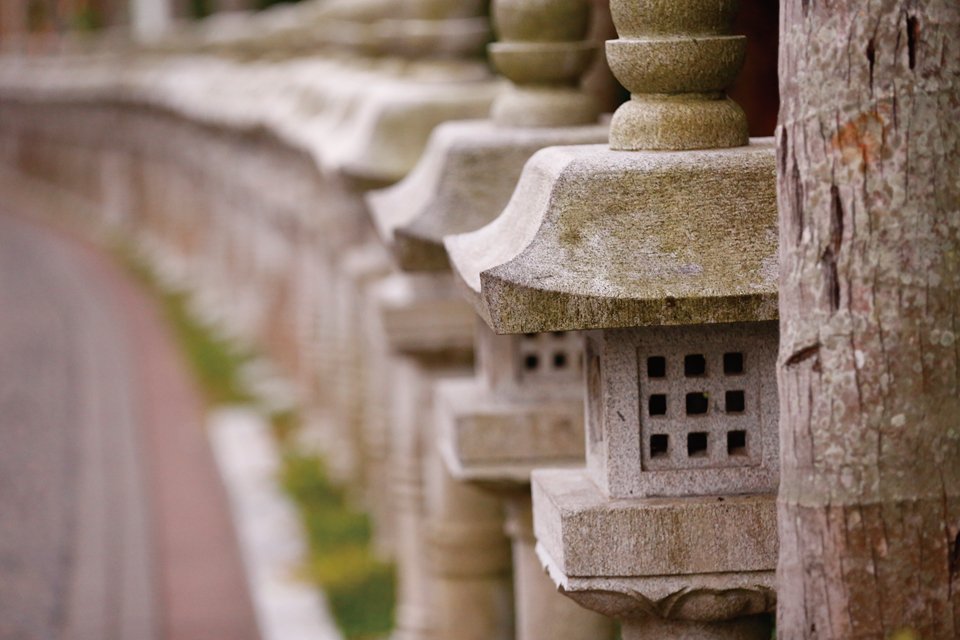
606,0,749,150
488,0,600,127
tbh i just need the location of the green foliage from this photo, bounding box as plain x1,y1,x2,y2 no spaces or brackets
282,453,396,639
254,0,307,10
71,6,103,32
269,408,300,443
163,295,253,404
189,0,212,19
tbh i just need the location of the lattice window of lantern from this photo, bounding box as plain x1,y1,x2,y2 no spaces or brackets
517,331,583,384
638,338,762,471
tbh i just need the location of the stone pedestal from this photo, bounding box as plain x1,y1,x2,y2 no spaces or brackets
533,469,775,639
425,459,513,640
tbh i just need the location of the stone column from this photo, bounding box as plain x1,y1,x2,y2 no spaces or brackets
374,273,512,640
445,0,780,638
372,0,491,59
490,0,599,126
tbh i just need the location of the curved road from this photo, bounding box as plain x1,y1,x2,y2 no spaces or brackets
0,210,259,640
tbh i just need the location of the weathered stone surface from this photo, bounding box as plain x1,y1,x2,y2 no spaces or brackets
375,273,475,358
368,119,608,271
489,0,600,127
0,52,498,184
605,0,747,151
436,377,584,484
609,96,748,152
583,323,779,499
505,494,616,640
532,468,777,579
475,322,585,401
446,141,778,334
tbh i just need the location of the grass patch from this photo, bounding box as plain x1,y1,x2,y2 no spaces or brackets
282,451,396,640
119,246,395,639
268,408,301,444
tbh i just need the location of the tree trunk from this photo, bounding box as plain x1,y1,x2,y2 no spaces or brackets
776,1,960,638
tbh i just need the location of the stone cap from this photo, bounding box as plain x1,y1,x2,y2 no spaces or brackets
445,140,778,334
367,119,608,271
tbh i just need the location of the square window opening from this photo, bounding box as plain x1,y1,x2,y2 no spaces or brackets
724,352,745,375
687,432,708,457
647,356,667,378
524,354,540,370
727,430,747,456
649,394,667,416
725,390,745,413
553,352,568,368
650,434,669,458
684,354,707,376
685,392,709,415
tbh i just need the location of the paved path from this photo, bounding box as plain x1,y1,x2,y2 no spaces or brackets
0,209,259,640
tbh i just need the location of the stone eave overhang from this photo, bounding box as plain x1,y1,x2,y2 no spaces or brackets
446,140,780,334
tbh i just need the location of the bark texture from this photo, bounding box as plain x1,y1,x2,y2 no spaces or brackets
777,1,960,638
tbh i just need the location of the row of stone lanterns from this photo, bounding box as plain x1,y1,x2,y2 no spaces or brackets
367,0,781,638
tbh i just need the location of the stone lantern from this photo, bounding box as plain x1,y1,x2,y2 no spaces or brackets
434,320,618,640
366,0,616,638
445,0,780,638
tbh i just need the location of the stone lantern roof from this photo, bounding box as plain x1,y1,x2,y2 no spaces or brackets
446,141,779,334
